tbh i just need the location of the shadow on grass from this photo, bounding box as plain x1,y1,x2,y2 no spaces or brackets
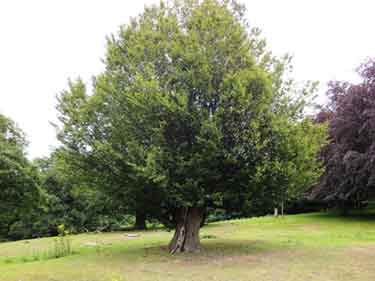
303,212,375,223
200,239,280,256
203,212,375,227
94,238,282,264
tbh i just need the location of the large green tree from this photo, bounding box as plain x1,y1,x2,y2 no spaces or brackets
0,113,40,238
56,0,326,252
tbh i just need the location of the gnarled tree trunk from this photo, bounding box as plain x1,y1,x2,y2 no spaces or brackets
168,207,204,254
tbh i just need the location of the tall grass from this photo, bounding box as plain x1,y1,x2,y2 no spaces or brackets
6,224,74,264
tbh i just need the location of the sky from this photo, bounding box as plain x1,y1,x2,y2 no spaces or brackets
0,0,374,159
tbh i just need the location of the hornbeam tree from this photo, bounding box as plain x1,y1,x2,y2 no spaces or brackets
56,0,326,253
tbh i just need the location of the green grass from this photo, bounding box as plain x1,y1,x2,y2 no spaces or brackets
1,213,375,281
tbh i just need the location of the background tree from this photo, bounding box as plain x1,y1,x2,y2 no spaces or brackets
0,113,41,239
311,59,375,211
35,151,122,234
56,0,326,253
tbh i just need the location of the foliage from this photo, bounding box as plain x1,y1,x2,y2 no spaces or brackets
311,59,375,207
0,113,41,238
55,0,326,251
35,152,117,233
5,149,132,240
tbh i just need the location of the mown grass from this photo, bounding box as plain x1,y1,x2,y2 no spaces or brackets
1,212,375,281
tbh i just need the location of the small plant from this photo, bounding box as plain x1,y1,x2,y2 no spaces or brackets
51,224,73,258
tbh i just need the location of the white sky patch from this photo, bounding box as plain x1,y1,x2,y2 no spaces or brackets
0,0,374,159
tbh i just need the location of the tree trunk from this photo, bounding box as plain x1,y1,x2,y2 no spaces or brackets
168,207,204,254
134,208,147,230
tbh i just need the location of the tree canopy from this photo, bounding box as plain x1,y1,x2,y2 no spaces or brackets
311,59,375,207
56,0,326,252
0,113,40,237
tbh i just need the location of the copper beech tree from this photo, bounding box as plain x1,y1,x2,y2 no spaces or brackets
312,59,375,208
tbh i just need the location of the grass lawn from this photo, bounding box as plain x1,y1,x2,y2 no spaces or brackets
1,213,375,281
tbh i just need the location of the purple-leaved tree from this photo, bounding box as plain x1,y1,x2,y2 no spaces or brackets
311,59,375,209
